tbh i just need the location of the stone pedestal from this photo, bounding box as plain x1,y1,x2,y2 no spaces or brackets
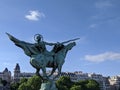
40,81,58,90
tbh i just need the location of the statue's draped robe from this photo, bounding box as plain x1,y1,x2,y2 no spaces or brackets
7,33,44,57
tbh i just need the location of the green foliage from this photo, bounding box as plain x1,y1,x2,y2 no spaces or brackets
56,76,100,90
19,78,28,85
18,82,31,90
70,85,83,90
0,78,7,86
10,82,19,90
11,75,100,90
74,79,100,90
75,80,89,85
56,85,69,90
10,78,28,90
56,76,73,90
18,78,29,90
75,80,89,89
18,75,42,90
1,80,7,86
85,79,100,90
27,75,42,90
0,78,2,82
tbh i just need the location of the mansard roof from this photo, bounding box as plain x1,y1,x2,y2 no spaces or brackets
3,68,8,73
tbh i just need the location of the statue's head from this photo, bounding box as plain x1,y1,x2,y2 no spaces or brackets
34,34,43,43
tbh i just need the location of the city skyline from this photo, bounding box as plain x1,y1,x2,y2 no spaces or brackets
0,0,120,76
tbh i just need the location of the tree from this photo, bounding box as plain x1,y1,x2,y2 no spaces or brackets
74,80,89,89
75,80,89,85
18,78,29,90
18,75,42,90
73,79,100,90
57,85,69,90
18,82,31,90
1,80,7,86
27,75,42,90
10,82,19,90
70,85,83,90
56,76,73,90
56,76,100,90
85,80,100,90
19,78,28,85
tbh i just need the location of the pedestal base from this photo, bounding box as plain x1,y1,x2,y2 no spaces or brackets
40,81,58,90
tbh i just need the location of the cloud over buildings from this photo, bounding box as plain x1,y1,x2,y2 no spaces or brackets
25,10,45,21
84,52,120,63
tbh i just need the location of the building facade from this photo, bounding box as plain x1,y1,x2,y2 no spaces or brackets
0,68,11,83
109,76,120,90
13,63,35,83
52,71,111,90
1,63,120,90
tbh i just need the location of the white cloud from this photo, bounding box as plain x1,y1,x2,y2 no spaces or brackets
95,1,113,9
25,10,45,21
89,24,97,28
84,52,120,63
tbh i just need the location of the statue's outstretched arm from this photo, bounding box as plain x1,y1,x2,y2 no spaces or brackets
44,41,57,46
61,38,80,44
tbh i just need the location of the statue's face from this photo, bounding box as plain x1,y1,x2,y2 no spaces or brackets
36,36,40,40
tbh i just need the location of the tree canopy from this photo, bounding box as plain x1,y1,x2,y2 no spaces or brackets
56,76,100,90
18,75,42,90
10,75,100,90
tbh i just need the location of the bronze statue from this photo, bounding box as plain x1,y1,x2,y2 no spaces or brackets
6,33,78,80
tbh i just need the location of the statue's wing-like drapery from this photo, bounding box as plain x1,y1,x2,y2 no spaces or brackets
6,33,40,57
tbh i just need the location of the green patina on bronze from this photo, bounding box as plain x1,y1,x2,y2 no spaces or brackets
6,33,79,90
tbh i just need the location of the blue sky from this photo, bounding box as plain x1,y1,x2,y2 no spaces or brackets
0,0,120,76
